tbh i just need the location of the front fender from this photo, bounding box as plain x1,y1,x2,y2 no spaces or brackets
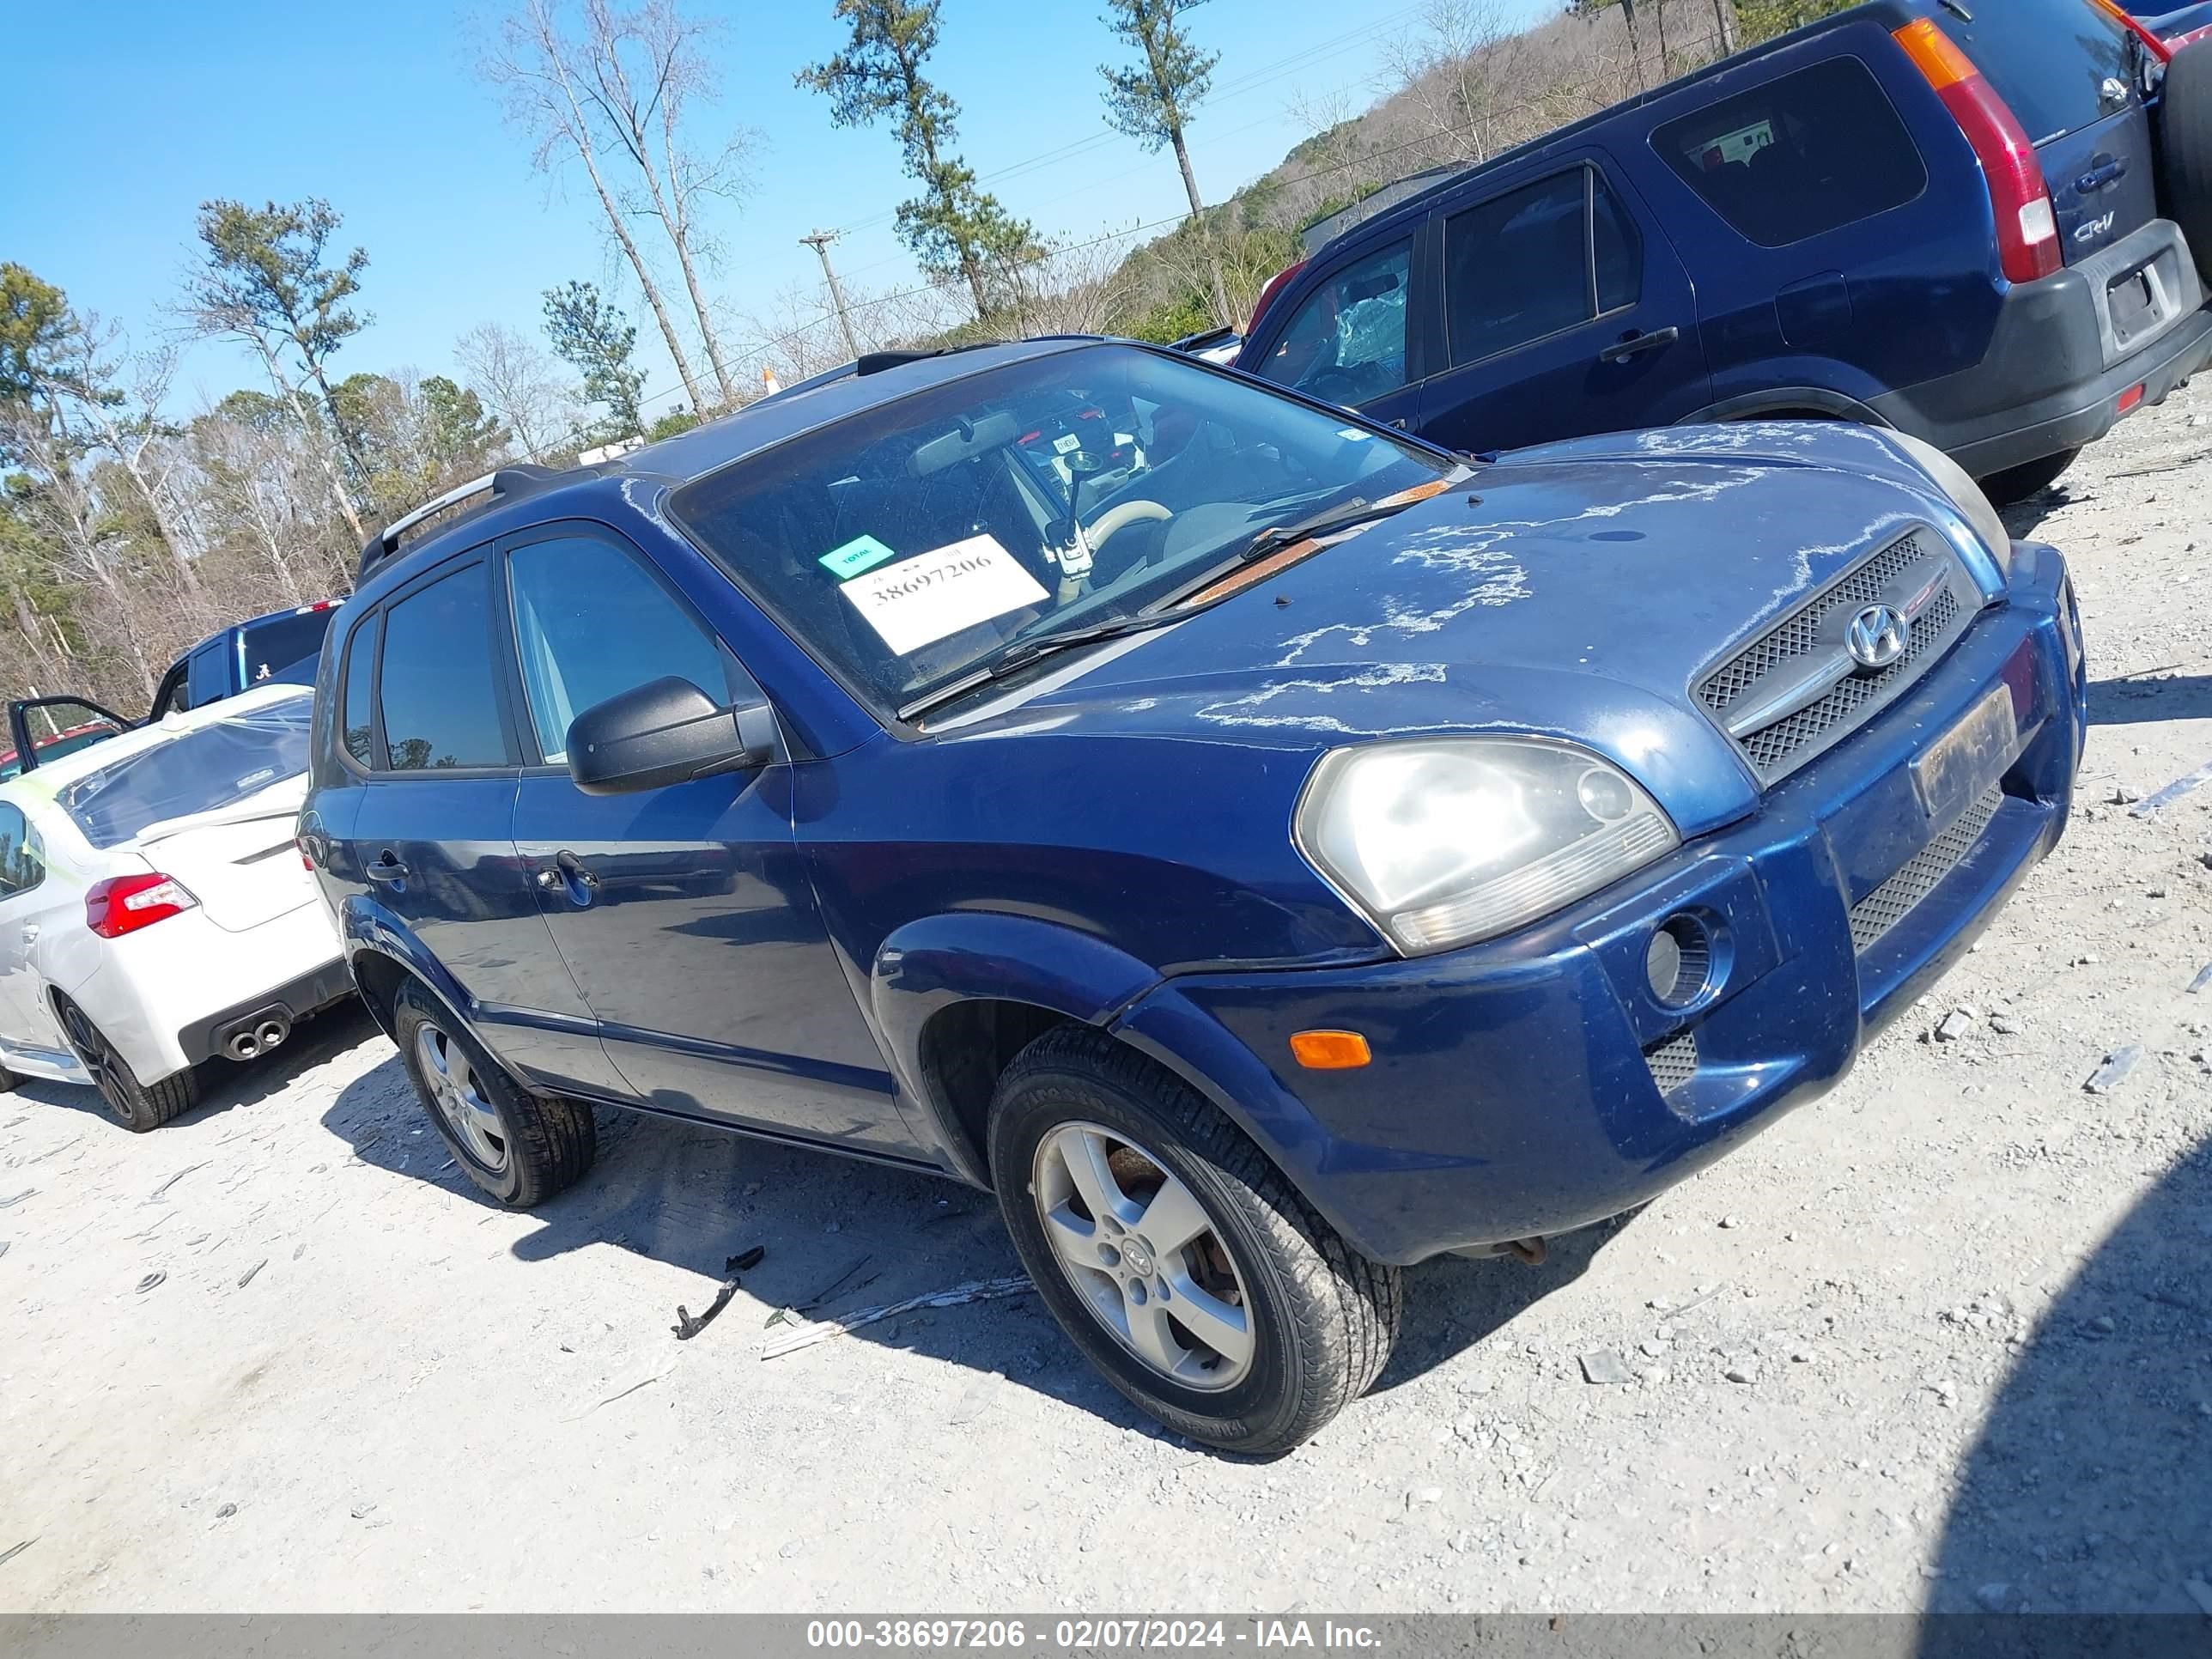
871,914,1160,1182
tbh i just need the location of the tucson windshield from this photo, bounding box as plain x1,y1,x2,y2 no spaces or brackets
58,692,312,850
668,343,1455,714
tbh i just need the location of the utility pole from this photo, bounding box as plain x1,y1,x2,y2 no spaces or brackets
799,229,862,363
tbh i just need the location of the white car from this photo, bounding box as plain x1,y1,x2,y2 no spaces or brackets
0,684,349,1131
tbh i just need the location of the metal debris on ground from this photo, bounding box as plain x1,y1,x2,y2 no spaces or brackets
0,1539,34,1568
0,1189,33,1210
2084,1046,2144,1094
672,1244,765,1340
2130,757,2212,817
760,1275,1032,1359
236,1259,266,1289
214,1504,236,1521
1578,1349,1633,1385
148,1163,205,1202
564,1350,681,1422
135,1270,166,1293
2188,963,2212,995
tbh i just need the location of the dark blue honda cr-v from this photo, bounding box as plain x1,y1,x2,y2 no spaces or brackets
1238,0,2212,506
301,338,2086,1452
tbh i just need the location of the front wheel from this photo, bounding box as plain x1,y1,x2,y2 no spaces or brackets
990,1026,1401,1455
392,979,595,1206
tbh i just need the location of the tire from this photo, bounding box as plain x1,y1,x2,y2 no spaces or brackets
2160,41,2212,284
391,979,595,1207
57,998,198,1133
989,1025,1401,1455
1979,447,2080,507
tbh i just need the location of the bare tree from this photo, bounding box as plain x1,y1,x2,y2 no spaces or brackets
486,0,708,411
568,0,760,410
1376,0,1528,168
455,322,579,459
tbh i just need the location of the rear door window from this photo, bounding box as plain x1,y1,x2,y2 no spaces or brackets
1250,240,1414,405
1652,57,1927,246
1443,167,1642,366
376,565,514,771
340,615,379,769
58,696,313,849
240,607,336,685
185,640,232,708
507,536,730,763
0,805,42,896
1935,0,2129,143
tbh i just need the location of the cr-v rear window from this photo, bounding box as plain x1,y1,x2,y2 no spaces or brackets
1651,57,1926,246
1934,0,2130,145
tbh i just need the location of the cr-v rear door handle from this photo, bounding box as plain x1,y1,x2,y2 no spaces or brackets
1598,325,1680,365
2075,157,2129,192
366,850,410,883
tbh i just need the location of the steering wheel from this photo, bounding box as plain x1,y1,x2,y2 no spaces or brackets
1082,499,1172,551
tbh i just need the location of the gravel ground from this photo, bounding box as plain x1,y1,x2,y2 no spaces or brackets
3,392,2210,1615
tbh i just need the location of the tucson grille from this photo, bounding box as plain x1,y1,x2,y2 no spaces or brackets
1644,1029,1699,1094
1848,784,2004,952
1697,530,1978,783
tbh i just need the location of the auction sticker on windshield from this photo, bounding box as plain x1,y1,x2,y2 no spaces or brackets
838,532,1049,654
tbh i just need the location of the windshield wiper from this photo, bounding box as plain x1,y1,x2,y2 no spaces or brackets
897,612,1186,722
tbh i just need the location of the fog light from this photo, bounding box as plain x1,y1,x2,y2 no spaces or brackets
1645,915,1714,1007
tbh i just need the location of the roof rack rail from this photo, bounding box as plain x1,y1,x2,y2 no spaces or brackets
356,463,569,580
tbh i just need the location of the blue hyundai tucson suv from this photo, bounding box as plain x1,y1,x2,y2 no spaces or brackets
302,338,2086,1452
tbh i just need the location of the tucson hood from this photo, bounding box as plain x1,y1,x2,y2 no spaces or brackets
941,422,1996,837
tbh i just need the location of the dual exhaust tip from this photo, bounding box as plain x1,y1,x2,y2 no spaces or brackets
222,1013,291,1062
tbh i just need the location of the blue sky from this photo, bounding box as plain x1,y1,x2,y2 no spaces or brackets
3,0,1483,420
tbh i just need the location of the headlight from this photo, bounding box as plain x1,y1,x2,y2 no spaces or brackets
1295,738,1679,955
1887,429,2011,574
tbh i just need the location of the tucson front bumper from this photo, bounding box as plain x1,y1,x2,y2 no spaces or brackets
1112,544,2085,1267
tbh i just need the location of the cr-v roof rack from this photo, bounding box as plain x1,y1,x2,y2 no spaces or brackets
356,463,570,580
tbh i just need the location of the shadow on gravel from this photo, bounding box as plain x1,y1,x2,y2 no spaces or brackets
1926,1137,2212,1615
15,996,377,1133
319,1055,1607,1443
2086,673,2212,728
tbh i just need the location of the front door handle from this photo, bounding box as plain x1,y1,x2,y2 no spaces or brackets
366,850,410,884
1598,325,1681,365
21,924,38,945
554,851,600,890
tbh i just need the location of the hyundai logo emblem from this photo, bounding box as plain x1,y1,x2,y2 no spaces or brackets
1845,604,1909,671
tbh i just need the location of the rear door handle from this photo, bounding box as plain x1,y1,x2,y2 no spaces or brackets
1598,325,1681,365
21,925,38,944
366,851,410,884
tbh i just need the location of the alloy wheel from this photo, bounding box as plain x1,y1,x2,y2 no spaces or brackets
1030,1121,1255,1391
60,1003,130,1121
414,1024,508,1172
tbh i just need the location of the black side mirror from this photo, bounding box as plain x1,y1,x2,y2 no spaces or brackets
565,677,775,796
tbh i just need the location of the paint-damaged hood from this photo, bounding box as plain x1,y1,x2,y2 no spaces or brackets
946,423,1985,838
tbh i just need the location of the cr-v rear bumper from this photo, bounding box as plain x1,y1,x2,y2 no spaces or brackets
1871,218,2212,479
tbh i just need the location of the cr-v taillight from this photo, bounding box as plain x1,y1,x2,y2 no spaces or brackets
1893,18,2061,285
85,873,197,939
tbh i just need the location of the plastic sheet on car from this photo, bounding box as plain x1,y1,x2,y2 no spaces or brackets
58,690,313,850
